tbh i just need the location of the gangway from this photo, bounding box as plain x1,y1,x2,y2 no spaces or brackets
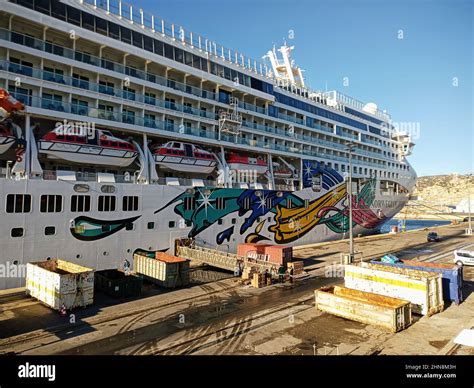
176,245,278,274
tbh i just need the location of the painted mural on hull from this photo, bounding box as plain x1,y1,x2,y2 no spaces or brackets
70,161,387,246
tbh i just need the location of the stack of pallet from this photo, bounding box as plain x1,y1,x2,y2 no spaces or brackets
241,265,258,281
287,261,304,275
251,273,266,288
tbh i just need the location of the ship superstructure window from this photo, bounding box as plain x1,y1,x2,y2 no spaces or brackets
216,197,225,210
72,73,89,89
98,195,116,212
11,228,24,238
9,57,33,77
71,98,89,115
144,92,156,105
99,81,114,95
40,195,62,213
169,221,176,228
123,196,139,211
122,109,135,124
6,194,31,213
71,195,91,212
242,197,251,210
147,222,155,230
184,197,196,211
123,87,136,101
44,226,56,236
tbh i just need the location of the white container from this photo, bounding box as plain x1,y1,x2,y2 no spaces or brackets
26,259,94,310
134,253,190,288
344,263,444,316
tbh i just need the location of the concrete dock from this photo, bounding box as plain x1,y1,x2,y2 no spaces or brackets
0,222,472,355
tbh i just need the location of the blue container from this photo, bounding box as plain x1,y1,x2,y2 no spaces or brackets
370,259,464,305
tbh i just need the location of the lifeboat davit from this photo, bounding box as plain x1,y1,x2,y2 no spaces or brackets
38,126,138,167
152,141,216,174
0,124,16,154
227,153,268,175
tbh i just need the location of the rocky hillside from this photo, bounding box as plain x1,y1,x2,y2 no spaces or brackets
396,174,474,219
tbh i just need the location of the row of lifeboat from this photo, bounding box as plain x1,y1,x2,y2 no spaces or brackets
3,125,294,177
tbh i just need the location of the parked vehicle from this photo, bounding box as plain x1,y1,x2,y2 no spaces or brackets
454,250,474,267
427,232,440,242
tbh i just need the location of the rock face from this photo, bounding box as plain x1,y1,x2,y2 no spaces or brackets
397,174,474,219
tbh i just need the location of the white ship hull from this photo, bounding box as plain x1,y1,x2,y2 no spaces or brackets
0,169,415,290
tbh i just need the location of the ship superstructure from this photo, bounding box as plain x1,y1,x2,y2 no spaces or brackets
0,0,416,289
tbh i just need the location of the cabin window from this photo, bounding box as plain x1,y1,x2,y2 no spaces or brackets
6,194,31,213
11,228,24,238
266,198,273,209
216,197,225,210
122,196,139,211
125,223,134,231
242,197,251,210
40,195,63,213
71,195,91,212
98,195,116,212
218,219,223,225
184,197,196,211
44,226,56,236
231,218,237,225
147,222,155,230
169,221,176,228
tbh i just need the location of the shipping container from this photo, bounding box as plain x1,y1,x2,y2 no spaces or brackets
95,270,143,298
26,259,94,310
315,286,412,332
134,253,190,288
264,245,293,266
370,259,464,304
344,263,444,316
237,243,269,260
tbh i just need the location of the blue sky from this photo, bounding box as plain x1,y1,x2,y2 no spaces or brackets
135,0,472,176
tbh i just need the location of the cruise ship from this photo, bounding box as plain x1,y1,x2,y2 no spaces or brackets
0,0,416,289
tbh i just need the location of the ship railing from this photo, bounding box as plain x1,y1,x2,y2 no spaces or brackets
0,56,389,155
323,90,392,121
79,0,272,79
0,30,218,101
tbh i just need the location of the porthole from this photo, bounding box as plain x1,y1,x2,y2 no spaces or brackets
76,254,81,259
73,184,90,193
13,260,18,265
101,185,116,194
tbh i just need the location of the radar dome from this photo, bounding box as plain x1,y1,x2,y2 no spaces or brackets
362,102,378,115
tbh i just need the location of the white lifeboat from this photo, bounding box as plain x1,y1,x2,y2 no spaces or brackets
227,153,268,175
38,126,138,167
152,141,216,174
272,162,293,178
